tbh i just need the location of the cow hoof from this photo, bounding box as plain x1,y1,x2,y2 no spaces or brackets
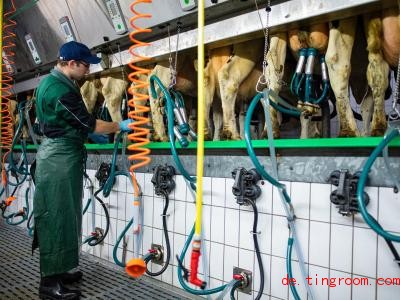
204,131,212,141
338,129,358,137
370,127,386,137
221,129,232,140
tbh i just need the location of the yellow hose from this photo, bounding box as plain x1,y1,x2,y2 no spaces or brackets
195,0,205,236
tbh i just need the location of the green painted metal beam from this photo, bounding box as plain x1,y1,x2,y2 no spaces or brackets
16,136,400,151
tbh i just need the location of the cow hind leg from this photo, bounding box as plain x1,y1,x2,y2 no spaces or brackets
218,56,255,140
365,15,390,136
325,17,360,137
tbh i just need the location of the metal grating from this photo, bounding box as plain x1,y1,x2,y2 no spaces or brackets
0,220,198,300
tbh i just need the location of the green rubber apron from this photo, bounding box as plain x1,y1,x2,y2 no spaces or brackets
33,137,85,277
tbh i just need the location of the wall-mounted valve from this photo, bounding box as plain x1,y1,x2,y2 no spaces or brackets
329,169,369,216
151,165,176,196
95,162,114,188
231,168,261,205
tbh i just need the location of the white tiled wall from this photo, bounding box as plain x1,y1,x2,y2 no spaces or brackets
8,169,400,300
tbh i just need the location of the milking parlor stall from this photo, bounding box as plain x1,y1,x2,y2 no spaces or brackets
1,0,400,299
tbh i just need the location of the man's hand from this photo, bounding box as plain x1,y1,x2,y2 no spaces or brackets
118,119,133,132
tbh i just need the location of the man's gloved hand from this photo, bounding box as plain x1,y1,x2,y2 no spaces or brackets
119,119,133,132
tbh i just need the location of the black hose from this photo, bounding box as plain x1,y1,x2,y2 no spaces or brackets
146,191,171,276
248,199,264,300
230,280,243,300
87,187,110,246
385,238,400,268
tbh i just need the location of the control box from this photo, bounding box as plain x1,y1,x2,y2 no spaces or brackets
24,34,42,65
103,0,128,35
59,16,76,42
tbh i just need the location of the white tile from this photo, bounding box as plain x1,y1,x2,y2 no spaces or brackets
152,227,163,248
328,270,352,300
142,225,153,257
210,242,224,280
272,182,291,216
310,183,331,222
212,177,226,207
271,215,289,257
202,205,212,241
377,236,400,278
173,175,187,201
330,224,353,273
186,202,196,233
354,186,378,229
116,174,127,192
186,186,196,204
308,265,329,300
330,202,353,226
173,233,186,266
270,256,289,299
351,277,376,300
144,173,154,197
174,201,186,235
108,218,118,246
225,178,236,209
203,176,212,205
239,209,255,251
161,266,173,285
353,227,377,278
309,221,330,268
211,206,225,243
378,187,400,233
223,245,239,282
125,193,135,221
108,191,118,219
153,196,164,230
117,192,126,220
142,195,153,227
291,182,311,220
258,213,272,255
377,281,400,300
225,208,240,247
238,248,254,278
258,180,273,214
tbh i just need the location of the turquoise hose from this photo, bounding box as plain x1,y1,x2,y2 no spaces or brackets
287,237,300,300
113,218,133,267
357,127,400,242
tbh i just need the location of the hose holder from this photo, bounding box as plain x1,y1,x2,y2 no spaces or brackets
329,169,369,216
95,162,115,188
151,165,176,196
232,168,261,205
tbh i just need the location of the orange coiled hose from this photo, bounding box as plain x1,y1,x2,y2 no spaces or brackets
127,0,152,197
1,1,17,186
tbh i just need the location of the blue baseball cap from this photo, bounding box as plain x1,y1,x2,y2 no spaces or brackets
59,41,101,64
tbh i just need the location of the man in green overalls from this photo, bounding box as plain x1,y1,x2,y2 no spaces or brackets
33,41,132,300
